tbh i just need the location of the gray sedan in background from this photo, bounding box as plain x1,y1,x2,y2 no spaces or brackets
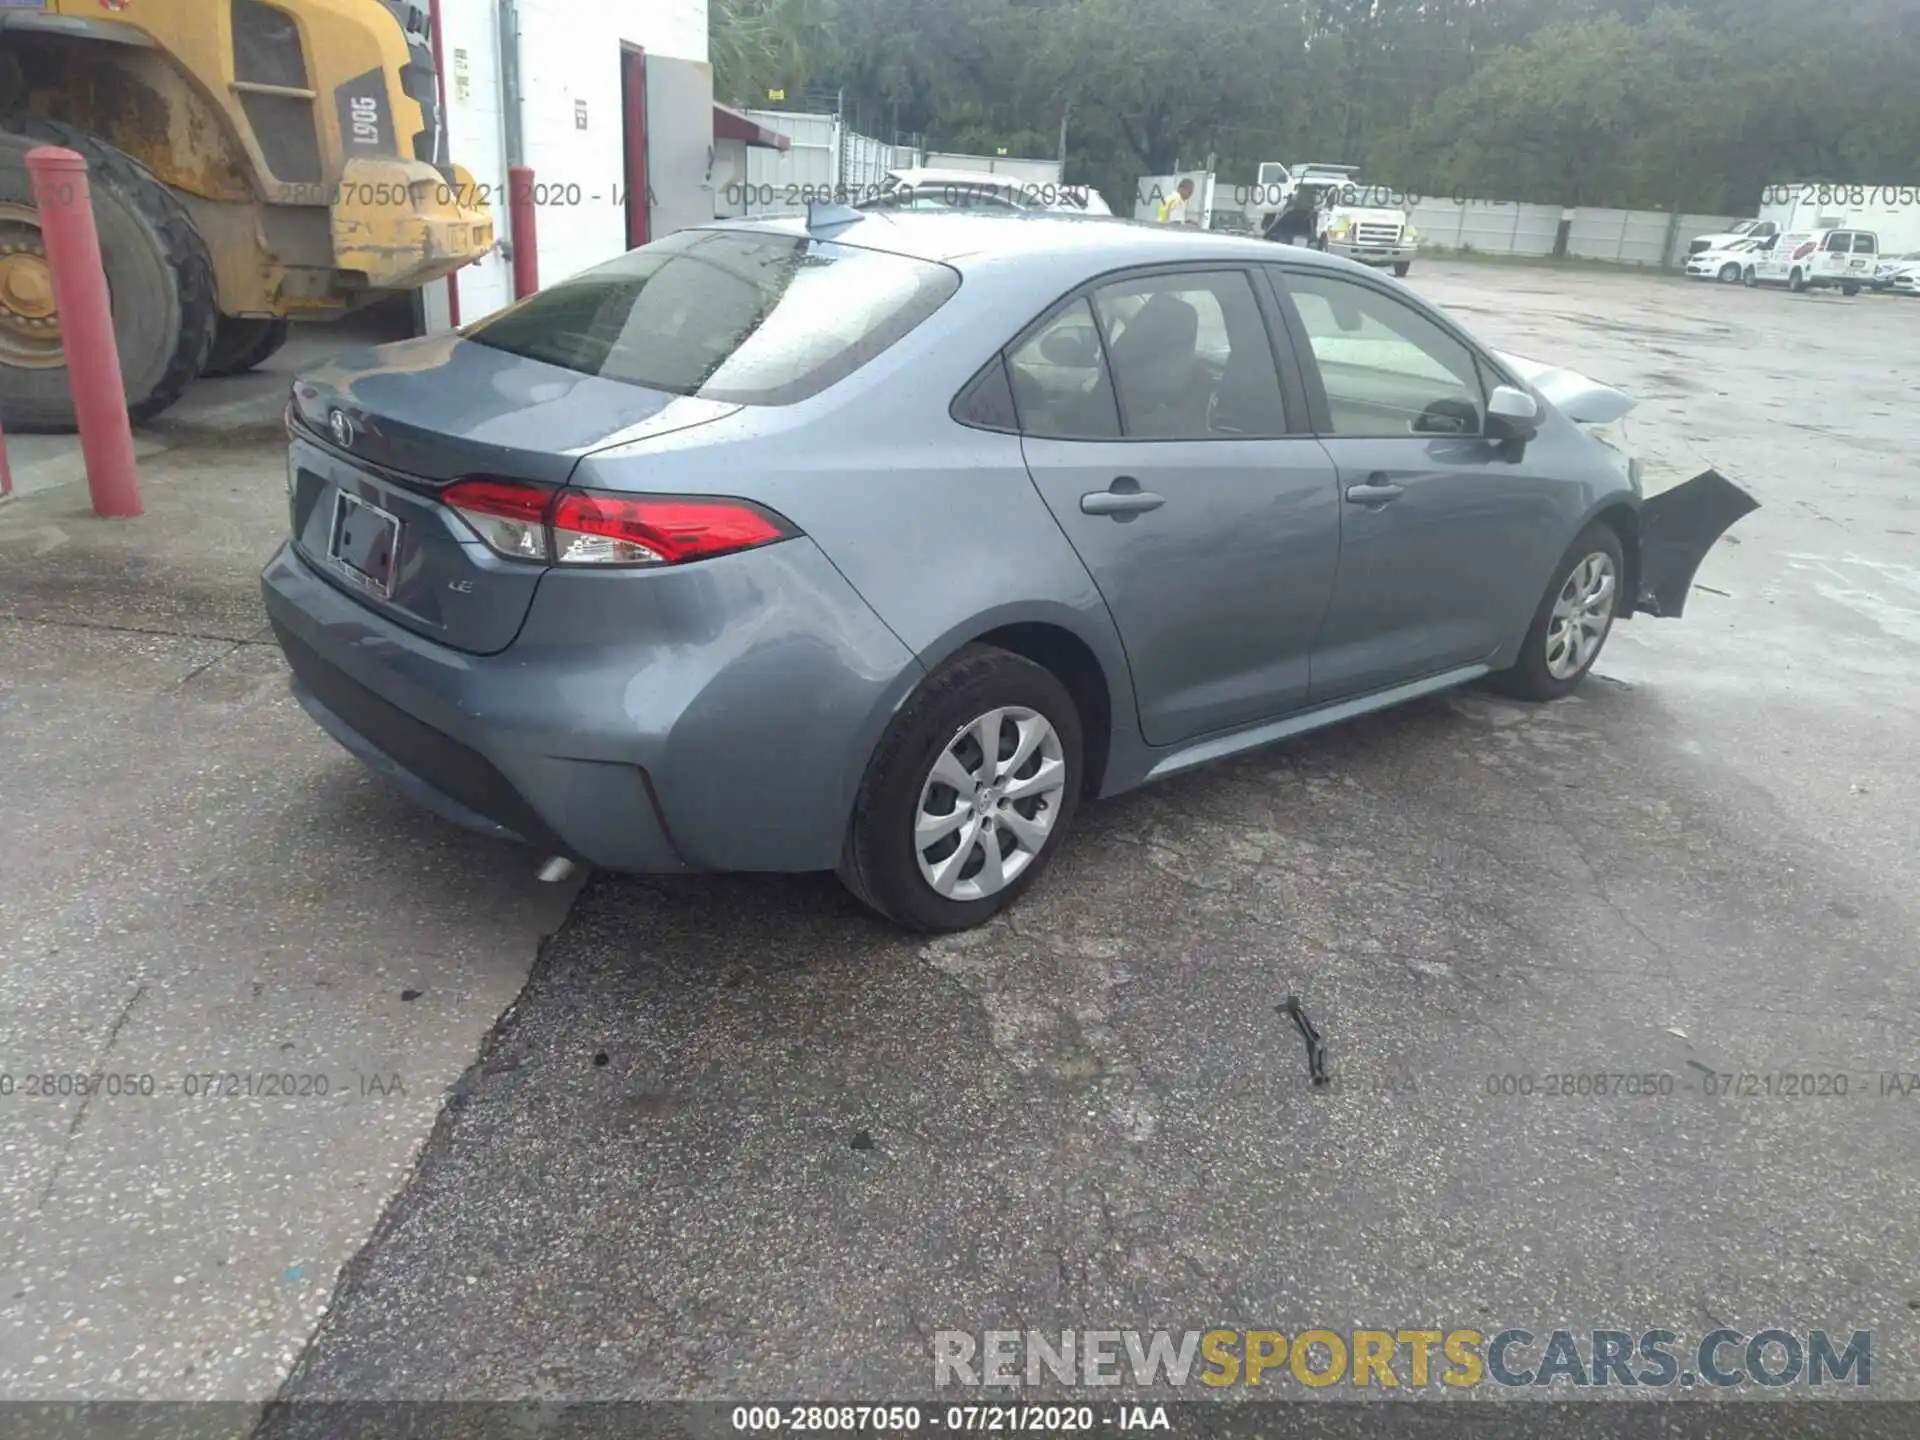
262,211,1754,931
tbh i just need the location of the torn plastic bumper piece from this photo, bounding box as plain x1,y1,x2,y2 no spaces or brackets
1633,468,1759,619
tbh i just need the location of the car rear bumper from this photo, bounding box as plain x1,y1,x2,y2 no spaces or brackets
261,537,922,875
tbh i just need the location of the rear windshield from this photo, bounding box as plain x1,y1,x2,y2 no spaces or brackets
461,227,960,406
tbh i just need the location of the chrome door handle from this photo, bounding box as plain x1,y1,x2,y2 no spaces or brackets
1081,478,1166,518
1344,479,1405,505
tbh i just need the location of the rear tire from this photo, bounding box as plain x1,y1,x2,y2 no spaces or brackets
1841,283,1860,297
1487,523,1626,703
0,117,217,431
1789,268,1807,293
840,644,1083,932
202,316,291,376
1391,261,1411,277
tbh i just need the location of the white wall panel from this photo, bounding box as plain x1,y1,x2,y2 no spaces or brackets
434,0,711,323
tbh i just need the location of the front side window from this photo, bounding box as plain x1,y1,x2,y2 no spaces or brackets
1089,270,1288,439
1279,271,1486,437
1006,298,1121,440
462,228,959,406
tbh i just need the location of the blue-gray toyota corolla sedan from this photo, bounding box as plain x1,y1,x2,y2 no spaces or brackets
262,210,1755,931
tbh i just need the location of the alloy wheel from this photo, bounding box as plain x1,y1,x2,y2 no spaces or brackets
1545,552,1618,680
914,706,1067,901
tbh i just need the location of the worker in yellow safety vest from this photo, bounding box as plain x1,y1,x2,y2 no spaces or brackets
1157,177,1196,225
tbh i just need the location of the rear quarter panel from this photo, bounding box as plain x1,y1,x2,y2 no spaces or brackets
570,255,1144,787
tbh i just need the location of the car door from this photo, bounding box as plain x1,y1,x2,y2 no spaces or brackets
1816,229,1852,282
1267,265,1571,703
1010,267,1341,747
1848,230,1877,279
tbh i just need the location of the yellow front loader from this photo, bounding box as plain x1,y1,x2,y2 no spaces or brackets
0,0,493,430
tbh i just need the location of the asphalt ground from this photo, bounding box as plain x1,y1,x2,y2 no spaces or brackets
271,265,1920,1420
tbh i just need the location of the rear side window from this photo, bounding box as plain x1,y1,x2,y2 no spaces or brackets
952,354,1019,431
1090,270,1288,439
1006,299,1122,440
462,228,959,406
1824,232,1850,252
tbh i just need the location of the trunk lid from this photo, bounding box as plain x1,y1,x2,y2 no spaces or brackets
287,334,738,654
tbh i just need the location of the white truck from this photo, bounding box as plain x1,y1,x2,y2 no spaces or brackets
1249,162,1420,276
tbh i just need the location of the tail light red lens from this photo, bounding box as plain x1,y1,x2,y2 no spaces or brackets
443,478,553,560
441,479,794,568
550,492,794,566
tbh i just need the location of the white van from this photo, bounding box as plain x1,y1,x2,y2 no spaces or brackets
1743,228,1878,294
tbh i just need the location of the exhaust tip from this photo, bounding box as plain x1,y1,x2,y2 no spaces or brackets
537,856,577,884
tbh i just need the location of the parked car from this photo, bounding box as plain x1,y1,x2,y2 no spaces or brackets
1684,235,1771,282
263,213,1755,932
858,168,1110,217
1688,219,1780,255
1871,249,1920,292
1744,228,1877,293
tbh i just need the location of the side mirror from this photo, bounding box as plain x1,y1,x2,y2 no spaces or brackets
1486,384,1541,441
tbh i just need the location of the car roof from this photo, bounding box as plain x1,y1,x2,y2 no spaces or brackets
689,209,1353,274
887,167,1042,189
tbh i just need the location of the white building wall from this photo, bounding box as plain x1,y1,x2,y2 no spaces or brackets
428,0,710,329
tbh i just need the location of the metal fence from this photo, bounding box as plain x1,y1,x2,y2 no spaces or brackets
726,110,914,215
1175,174,1744,267
1407,200,1562,257
1374,199,1743,267
840,128,897,195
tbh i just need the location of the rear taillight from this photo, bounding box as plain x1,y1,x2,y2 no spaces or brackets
443,478,553,560
550,492,793,566
441,479,795,567
1792,241,1816,260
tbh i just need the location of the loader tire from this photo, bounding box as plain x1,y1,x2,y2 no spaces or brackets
202,316,291,377
0,117,218,432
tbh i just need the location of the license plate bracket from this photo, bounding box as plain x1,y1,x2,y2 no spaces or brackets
327,489,401,598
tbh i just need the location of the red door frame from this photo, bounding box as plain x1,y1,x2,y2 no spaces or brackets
621,45,650,247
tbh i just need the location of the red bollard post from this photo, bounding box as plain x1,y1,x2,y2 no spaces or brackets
26,146,140,517
508,164,539,300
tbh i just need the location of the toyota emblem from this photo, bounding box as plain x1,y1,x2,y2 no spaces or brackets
328,409,354,448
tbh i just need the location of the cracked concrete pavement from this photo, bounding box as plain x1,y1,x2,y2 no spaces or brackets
0,319,573,1413
3,266,1918,1429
